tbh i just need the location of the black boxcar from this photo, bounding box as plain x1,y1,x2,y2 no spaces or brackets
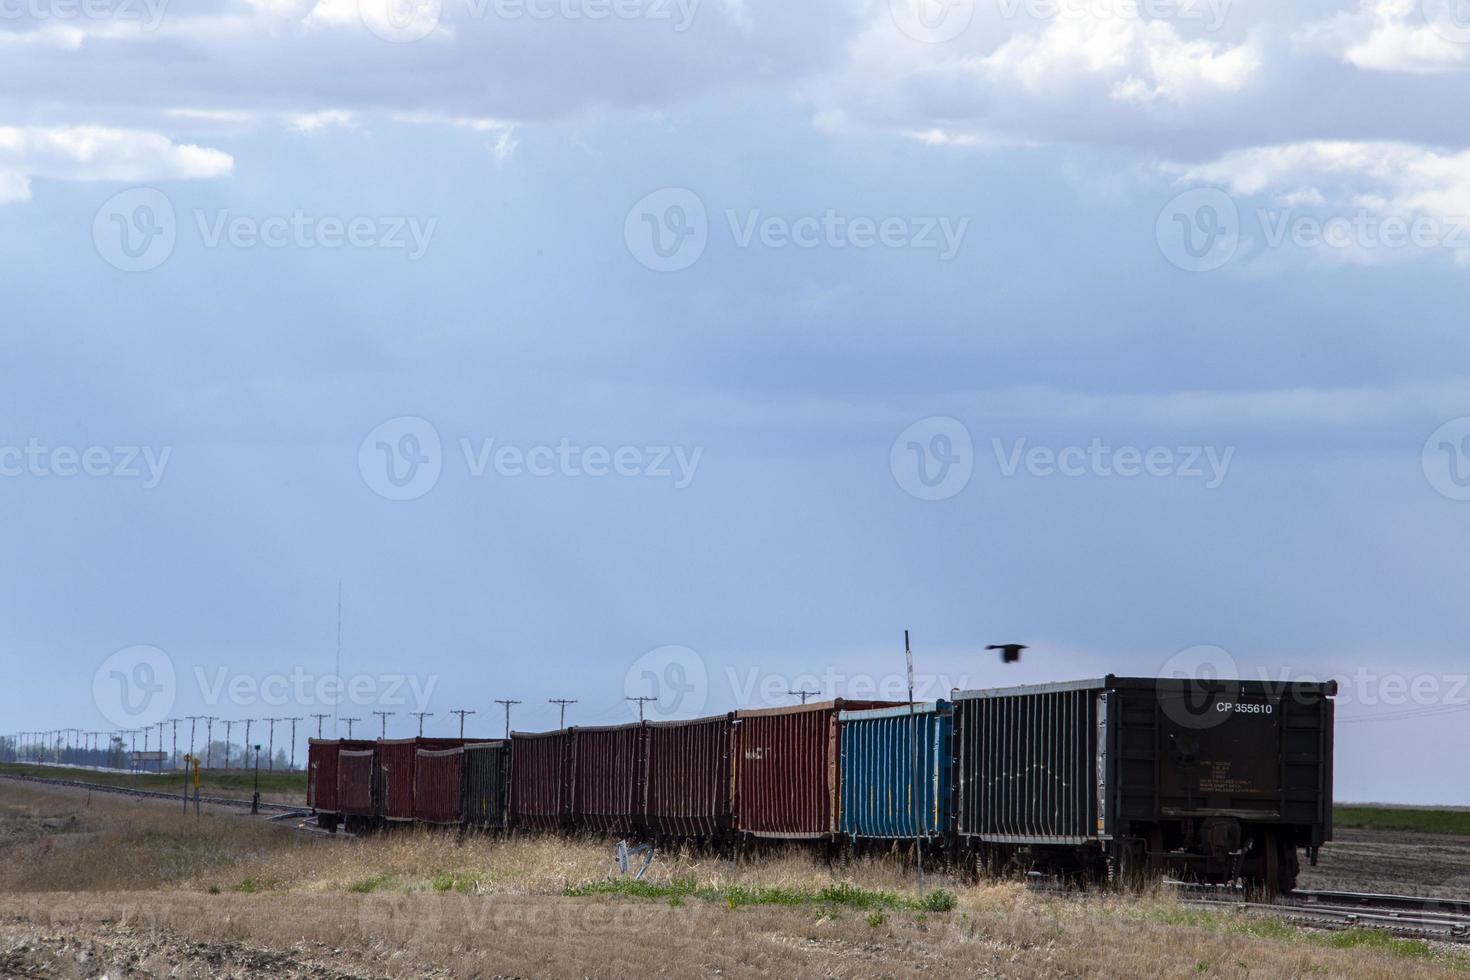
952,675,1335,891
463,741,511,829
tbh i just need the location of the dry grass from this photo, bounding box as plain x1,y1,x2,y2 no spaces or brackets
1,782,1468,978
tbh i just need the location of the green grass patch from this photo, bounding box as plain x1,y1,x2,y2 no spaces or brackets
430,871,480,894
347,873,398,894
564,876,957,916
0,762,307,799
1334,805,1470,837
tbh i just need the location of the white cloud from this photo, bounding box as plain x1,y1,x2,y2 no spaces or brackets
1295,0,1470,74
0,126,233,203
287,109,357,134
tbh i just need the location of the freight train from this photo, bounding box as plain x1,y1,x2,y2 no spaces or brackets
306,675,1336,892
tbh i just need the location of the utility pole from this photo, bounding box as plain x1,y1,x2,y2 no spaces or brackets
548,699,578,728
494,700,520,738
156,721,165,766
625,696,655,722
243,720,254,766
264,718,282,771
373,711,394,739
904,629,923,890
204,717,216,768
170,719,178,770
311,713,330,739
449,709,475,738
287,717,303,770
223,720,236,769
186,716,202,764
341,717,360,739
411,712,432,736
788,689,819,705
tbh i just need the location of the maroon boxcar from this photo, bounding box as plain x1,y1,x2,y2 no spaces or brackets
414,746,464,825
307,739,340,813
645,713,733,838
337,740,378,819
510,729,574,831
571,723,648,833
733,700,902,838
378,738,464,822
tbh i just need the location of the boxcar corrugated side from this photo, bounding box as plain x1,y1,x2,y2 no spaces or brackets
645,713,733,838
571,724,648,833
337,741,377,818
414,746,464,825
838,702,952,839
463,741,511,828
307,739,340,813
377,739,418,821
734,700,902,839
510,729,574,831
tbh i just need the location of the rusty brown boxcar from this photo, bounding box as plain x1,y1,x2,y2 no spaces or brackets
463,741,511,828
378,738,465,822
645,713,733,838
734,700,902,838
510,728,574,831
307,738,340,813
337,740,378,820
571,723,648,833
414,746,464,825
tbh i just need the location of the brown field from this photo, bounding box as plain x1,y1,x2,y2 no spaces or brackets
1,782,1468,979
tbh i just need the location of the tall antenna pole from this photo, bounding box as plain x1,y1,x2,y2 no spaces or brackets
625,696,655,722
787,689,819,705
905,629,923,891
449,709,475,738
287,717,303,770
334,579,343,733
411,712,432,736
494,700,520,738
548,699,577,728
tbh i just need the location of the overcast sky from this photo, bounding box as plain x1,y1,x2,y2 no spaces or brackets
3,0,1470,804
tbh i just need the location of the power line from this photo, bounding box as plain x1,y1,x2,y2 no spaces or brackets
411,712,433,736
625,696,655,722
787,689,819,705
341,717,360,738
449,709,475,739
372,711,395,739
311,713,330,739
494,700,520,739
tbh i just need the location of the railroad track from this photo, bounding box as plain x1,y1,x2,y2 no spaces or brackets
0,770,311,816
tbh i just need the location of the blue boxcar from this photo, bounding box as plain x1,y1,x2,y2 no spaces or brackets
838,701,953,838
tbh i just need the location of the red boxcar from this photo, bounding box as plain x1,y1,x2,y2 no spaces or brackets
414,746,464,825
571,724,648,833
645,713,733,838
511,729,574,831
307,739,340,812
733,700,901,838
337,740,378,818
378,738,464,822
